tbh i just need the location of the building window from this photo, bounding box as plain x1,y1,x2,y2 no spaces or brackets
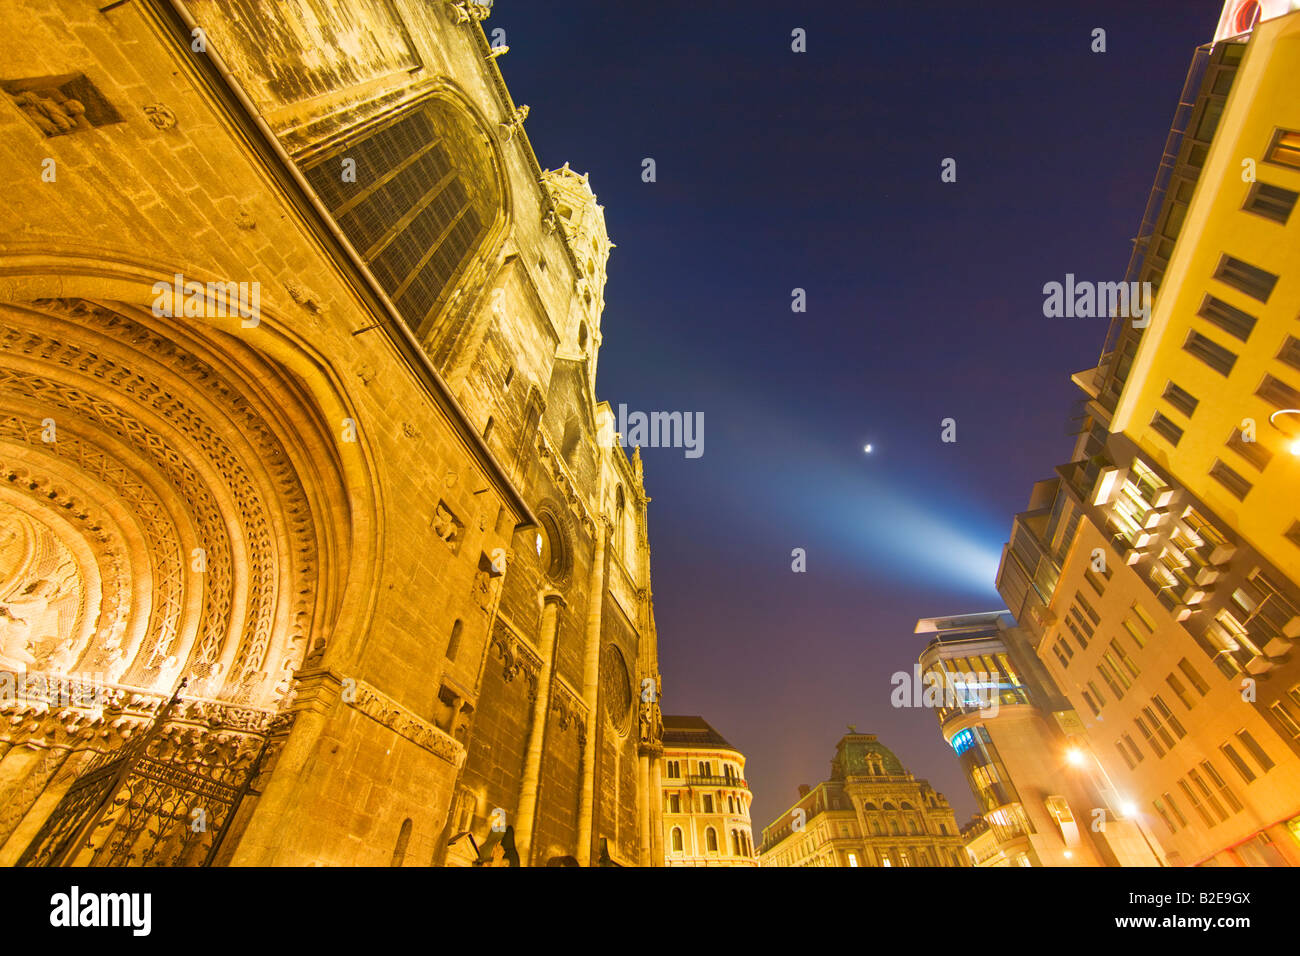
1177,658,1210,696
1213,255,1277,303
445,619,463,661
1163,791,1189,828
705,827,718,852
1097,662,1126,701
1051,639,1074,669
1084,558,1111,596
1116,741,1136,770
1198,294,1258,342
1220,742,1255,783
1269,701,1300,738
1165,672,1195,710
1226,426,1273,471
1187,768,1229,823
1183,330,1237,376
1122,734,1144,765
1256,374,1300,411
671,827,683,853
1276,336,1300,374
669,794,680,814
390,818,413,867
1209,458,1253,500
1264,128,1300,169
1201,760,1242,813
1161,381,1199,417
1236,729,1275,773
1108,639,1140,680
1243,181,1297,224
1149,410,1183,446
301,101,493,340
1135,713,1166,758
1121,604,1154,650
1148,696,1187,746
703,795,713,813
1086,680,1107,710
1178,778,1217,827
1152,797,1178,835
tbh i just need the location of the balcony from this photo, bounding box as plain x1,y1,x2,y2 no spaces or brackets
685,774,747,788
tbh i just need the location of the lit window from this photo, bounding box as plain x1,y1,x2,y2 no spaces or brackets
1264,128,1300,170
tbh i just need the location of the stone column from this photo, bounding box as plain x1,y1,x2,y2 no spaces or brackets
638,750,651,864
649,754,664,865
514,592,564,865
575,518,608,865
228,667,340,865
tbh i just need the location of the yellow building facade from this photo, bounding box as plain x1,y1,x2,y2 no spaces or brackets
757,731,967,868
997,10,1300,866
660,716,757,866
0,0,663,866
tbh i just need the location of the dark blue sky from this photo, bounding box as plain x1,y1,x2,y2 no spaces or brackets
497,0,1223,829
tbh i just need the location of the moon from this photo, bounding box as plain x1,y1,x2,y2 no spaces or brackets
863,444,873,454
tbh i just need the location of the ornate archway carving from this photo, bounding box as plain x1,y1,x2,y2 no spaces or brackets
0,297,351,709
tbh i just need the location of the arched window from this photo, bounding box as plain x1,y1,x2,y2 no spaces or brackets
390,818,413,867
301,98,499,342
706,827,719,852
728,796,735,813
909,820,919,835
890,820,901,835
561,415,581,467
872,820,882,835
445,619,463,661
671,827,683,853
613,485,625,554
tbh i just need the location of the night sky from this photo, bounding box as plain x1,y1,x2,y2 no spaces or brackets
497,0,1223,830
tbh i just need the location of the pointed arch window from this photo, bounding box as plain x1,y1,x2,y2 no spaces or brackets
302,99,497,340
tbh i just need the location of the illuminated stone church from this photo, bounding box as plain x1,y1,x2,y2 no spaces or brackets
0,0,663,866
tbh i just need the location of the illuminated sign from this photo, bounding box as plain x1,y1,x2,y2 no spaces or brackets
1214,0,1300,42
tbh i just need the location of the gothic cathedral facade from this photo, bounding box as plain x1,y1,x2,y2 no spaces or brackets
0,0,664,866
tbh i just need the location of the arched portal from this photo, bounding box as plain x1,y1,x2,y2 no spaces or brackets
0,297,350,703
0,293,359,864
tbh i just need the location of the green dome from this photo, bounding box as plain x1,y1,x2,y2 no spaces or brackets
832,732,906,778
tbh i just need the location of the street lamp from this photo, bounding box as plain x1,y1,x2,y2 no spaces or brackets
1267,409,1300,456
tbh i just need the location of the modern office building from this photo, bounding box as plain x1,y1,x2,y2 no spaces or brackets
994,6,1300,866
660,715,757,866
915,611,1160,866
757,729,967,867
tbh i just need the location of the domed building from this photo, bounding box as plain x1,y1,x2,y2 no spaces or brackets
758,729,968,867
660,715,757,866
